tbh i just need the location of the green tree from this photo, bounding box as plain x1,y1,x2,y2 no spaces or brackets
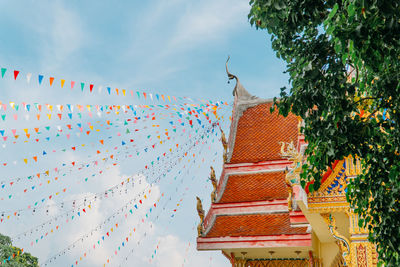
249,0,400,265
0,233,38,267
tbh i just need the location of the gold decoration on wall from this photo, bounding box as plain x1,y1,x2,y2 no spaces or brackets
209,166,218,203
196,196,205,237
246,259,308,267
321,213,351,266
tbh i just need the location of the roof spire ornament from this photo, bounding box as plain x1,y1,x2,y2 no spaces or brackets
196,196,205,237
226,56,259,100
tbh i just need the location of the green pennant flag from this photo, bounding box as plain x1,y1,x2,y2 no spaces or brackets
81,82,85,91
1,115,5,121
45,126,50,131
124,121,128,125
126,129,130,134
1,68,6,78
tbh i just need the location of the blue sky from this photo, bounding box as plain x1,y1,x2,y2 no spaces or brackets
0,1,289,266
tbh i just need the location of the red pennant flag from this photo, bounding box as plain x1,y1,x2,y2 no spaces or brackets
89,84,94,92
57,113,62,120
72,147,76,151
14,70,19,80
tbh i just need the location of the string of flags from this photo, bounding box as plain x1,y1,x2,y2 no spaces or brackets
42,126,217,266
0,66,228,105
2,125,210,220
9,123,217,242
0,61,231,266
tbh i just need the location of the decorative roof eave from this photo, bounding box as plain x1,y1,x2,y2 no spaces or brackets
215,163,290,204
197,234,312,250
202,199,290,235
225,57,273,163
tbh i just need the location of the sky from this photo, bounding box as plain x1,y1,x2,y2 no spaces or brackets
0,1,289,266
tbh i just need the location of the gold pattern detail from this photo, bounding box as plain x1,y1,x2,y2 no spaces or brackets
356,244,368,267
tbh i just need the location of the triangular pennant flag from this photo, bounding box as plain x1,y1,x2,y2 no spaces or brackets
14,70,19,80
81,82,84,91
38,75,44,85
71,81,75,89
1,68,6,78
107,87,111,94
89,84,93,92
49,77,54,86
61,79,65,88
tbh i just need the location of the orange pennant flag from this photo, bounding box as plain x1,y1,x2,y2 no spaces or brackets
24,159,28,164
61,79,65,88
100,140,104,145
49,77,54,86
34,128,39,133
45,170,49,176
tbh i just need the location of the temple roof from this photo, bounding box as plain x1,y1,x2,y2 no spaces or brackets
229,102,299,164
218,172,288,203
197,65,309,253
205,213,308,238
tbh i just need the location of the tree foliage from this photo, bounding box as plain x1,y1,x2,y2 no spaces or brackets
0,233,38,266
249,0,400,265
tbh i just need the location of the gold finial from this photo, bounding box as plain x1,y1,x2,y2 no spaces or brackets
220,126,228,163
196,196,205,237
210,166,218,203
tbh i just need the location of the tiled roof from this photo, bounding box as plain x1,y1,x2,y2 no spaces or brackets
218,172,288,203
230,102,299,164
205,213,308,238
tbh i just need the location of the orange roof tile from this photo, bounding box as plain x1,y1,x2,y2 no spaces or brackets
230,102,299,164
205,213,308,238
218,172,288,203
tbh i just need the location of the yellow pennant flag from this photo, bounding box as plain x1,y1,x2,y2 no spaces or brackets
24,159,28,164
61,79,65,88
